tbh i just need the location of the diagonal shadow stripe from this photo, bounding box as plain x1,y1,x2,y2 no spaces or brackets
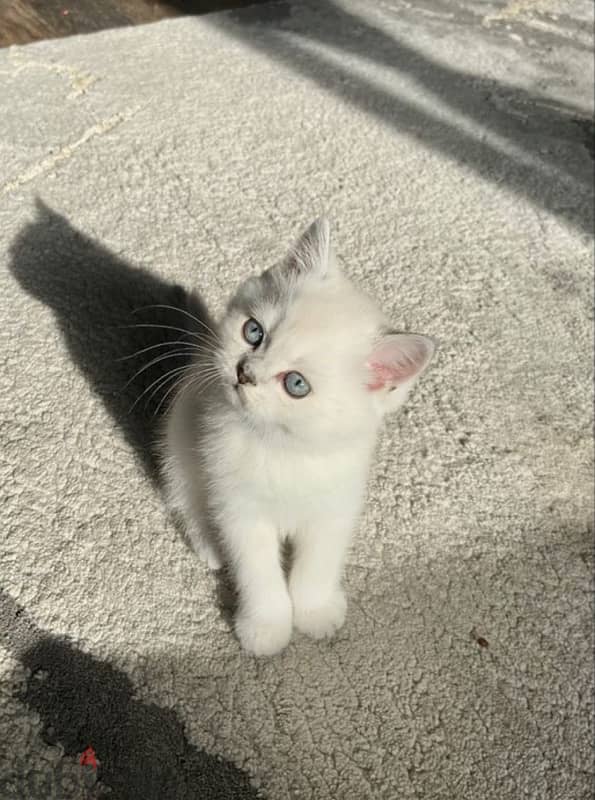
215,0,594,236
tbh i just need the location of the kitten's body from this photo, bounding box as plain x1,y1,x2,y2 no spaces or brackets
162,219,434,655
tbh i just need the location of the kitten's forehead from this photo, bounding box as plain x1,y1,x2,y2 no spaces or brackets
269,277,383,370
292,277,380,332
228,267,384,364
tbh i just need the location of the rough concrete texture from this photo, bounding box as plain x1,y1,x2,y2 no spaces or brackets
0,1,593,798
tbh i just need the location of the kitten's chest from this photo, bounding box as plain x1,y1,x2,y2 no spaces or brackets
211,428,366,525
243,440,334,504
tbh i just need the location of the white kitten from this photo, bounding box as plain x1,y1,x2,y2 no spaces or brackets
162,218,434,656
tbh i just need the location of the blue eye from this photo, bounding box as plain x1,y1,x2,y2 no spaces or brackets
283,371,311,398
242,318,264,347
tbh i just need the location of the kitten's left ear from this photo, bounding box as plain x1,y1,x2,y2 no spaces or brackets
286,217,333,278
366,333,435,412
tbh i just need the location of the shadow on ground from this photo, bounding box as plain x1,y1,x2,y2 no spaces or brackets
212,0,594,236
8,200,216,487
0,590,259,800
8,201,241,627
1,521,592,798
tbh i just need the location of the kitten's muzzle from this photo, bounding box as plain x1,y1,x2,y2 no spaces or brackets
236,359,256,386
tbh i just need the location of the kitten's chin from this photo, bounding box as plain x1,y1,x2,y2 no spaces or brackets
227,385,289,436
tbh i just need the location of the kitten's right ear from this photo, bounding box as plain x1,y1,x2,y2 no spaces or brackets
285,217,332,278
366,333,435,413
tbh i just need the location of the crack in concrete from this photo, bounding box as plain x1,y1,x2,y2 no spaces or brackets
0,54,98,98
1,107,141,195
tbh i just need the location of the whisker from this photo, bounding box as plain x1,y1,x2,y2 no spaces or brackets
119,323,207,341
123,349,198,390
152,373,196,417
143,367,188,407
117,339,200,362
145,362,221,412
193,367,222,390
150,364,219,416
127,364,193,414
132,305,220,343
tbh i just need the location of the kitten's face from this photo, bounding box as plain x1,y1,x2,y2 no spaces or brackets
215,219,434,445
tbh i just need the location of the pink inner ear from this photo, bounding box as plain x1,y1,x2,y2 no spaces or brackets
367,363,400,391
366,335,433,391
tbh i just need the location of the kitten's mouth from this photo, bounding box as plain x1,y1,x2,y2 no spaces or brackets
231,381,247,406
231,382,261,418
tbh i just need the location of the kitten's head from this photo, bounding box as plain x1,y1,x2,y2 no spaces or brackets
216,218,435,445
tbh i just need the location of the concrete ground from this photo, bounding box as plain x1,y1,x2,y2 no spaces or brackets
0,1,593,798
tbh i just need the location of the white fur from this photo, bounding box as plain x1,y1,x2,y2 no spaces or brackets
162,219,434,656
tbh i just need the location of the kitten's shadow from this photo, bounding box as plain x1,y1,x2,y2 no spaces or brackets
9,200,233,612
9,199,213,485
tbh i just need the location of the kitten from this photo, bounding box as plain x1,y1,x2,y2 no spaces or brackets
162,218,435,656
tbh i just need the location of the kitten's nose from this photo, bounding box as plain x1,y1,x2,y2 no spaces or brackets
236,359,256,386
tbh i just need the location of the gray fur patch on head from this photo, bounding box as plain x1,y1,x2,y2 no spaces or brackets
228,263,293,319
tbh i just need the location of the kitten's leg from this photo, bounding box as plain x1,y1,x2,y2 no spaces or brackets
289,517,354,639
166,494,223,570
185,519,223,571
226,519,292,657
162,451,223,570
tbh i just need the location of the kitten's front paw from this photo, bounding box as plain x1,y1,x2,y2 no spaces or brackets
235,603,293,657
292,589,347,640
